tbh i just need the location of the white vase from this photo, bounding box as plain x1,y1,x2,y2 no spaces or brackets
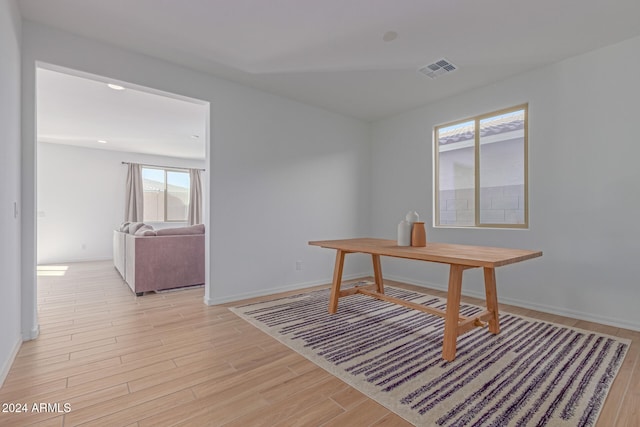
405,210,419,224
397,220,411,246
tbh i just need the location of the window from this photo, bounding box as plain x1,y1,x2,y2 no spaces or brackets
434,104,528,228
142,167,190,222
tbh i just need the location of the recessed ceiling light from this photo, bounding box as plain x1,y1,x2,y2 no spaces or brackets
107,83,125,91
382,31,398,42
97,139,108,144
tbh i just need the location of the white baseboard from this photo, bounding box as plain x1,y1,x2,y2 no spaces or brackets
0,338,21,387
204,273,367,306
204,271,640,332
22,324,40,341
385,274,640,332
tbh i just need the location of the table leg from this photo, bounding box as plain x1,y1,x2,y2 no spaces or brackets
371,254,384,294
328,249,346,314
483,267,500,334
442,264,464,361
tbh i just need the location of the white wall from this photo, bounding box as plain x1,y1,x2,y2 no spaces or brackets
21,21,372,338
371,35,640,330
37,142,206,264
0,0,23,385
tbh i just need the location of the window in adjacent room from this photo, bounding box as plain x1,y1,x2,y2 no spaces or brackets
142,167,190,222
434,104,528,228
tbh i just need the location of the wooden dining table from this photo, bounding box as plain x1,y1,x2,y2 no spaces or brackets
309,238,542,361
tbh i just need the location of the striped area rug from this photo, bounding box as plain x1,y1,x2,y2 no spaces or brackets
230,286,629,427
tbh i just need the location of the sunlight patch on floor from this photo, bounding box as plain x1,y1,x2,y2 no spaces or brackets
37,265,69,276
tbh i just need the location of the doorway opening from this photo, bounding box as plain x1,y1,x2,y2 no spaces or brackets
34,63,210,328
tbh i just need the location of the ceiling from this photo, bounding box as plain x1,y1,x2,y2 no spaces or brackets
37,67,208,159
20,0,640,150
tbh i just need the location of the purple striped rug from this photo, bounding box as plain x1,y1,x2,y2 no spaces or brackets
230,286,629,426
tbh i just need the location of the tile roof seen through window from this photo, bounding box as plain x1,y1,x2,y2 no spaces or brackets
438,110,524,145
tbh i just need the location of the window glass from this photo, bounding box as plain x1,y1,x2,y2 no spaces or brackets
142,168,165,222
166,170,190,221
479,110,526,225
437,120,475,226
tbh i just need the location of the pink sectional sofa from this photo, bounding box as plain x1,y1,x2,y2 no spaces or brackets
113,223,205,296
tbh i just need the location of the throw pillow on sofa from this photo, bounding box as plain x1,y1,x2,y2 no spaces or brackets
134,224,157,236
128,222,146,234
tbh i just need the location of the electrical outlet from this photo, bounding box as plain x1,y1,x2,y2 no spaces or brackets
295,260,303,271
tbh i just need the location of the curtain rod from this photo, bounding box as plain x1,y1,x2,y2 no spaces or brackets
121,161,205,172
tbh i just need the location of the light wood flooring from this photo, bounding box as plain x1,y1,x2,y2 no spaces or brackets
0,260,638,426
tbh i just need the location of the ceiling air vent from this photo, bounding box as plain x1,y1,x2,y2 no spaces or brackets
418,58,457,79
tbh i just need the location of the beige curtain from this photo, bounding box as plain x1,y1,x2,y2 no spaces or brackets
188,168,202,225
125,163,144,222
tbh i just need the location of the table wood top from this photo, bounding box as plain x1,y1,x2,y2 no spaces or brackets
309,238,542,268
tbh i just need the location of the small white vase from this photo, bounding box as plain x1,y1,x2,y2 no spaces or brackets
405,211,419,224
397,220,411,246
